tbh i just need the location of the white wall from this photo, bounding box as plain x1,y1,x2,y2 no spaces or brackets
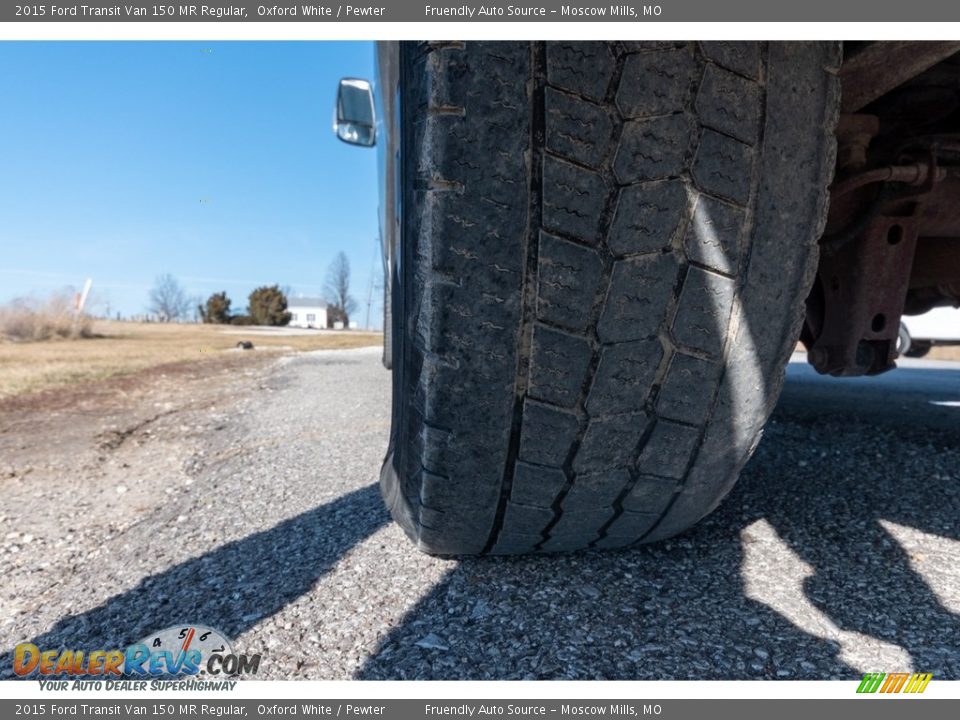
288,306,328,329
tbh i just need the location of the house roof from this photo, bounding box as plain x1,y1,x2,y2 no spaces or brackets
288,297,328,308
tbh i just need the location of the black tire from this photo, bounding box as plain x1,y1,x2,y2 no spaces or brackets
382,267,392,368
381,41,841,555
905,340,932,358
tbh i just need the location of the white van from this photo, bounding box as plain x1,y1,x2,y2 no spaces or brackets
900,308,960,357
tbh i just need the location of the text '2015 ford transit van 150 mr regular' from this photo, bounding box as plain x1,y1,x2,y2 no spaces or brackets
335,41,960,556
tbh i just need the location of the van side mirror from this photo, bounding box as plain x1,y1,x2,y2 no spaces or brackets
334,78,376,147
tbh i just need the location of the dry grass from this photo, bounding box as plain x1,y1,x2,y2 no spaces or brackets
0,320,382,399
929,346,960,361
4,321,951,402
0,293,93,341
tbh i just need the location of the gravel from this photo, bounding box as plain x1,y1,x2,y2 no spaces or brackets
2,348,958,680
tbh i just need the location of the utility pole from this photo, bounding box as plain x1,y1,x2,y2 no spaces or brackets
76,278,93,314
73,278,92,336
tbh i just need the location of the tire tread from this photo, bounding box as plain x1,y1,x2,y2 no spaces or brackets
381,41,840,555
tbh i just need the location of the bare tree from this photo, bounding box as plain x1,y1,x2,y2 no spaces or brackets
148,273,191,322
324,252,357,324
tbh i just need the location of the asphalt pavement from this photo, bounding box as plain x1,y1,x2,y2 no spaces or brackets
3,347,958,680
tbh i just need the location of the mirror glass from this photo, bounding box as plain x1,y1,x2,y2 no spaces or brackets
335,78,376,147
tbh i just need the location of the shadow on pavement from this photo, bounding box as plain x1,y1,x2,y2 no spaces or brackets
1,483,388,679
357,366,960,680
8,364,956,681
765,361,960,675
780,358,960,432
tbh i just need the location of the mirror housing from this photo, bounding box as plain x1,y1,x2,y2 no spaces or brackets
334,78,376,147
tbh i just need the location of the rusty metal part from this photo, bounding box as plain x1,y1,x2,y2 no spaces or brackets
831,163,950,199
808,202,922,377
810,56,960,376
835,114,879,173
910,177,960,237
824,148,957,253
810,135,956,374
840,41,960,113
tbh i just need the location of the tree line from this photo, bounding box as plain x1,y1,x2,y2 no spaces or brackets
147,251,357,327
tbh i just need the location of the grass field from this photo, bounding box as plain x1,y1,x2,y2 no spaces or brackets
929,346,960,361
0,320,382,399
2,322,955,402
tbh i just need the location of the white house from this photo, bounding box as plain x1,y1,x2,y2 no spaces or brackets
287,297,328,329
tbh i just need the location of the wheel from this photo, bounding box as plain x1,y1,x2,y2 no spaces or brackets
381,41,841,555
905,340,932,358
897,322,912,356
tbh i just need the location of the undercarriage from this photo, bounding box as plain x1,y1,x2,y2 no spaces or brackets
803,41,960,375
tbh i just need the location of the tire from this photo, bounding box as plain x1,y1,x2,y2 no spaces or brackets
897,323,912,356
382,268,392,368
381,41,841,555
905,340,932,358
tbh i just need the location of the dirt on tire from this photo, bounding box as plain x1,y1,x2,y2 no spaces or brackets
381,41,841,555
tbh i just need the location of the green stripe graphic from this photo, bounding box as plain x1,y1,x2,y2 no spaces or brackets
857,672,886,693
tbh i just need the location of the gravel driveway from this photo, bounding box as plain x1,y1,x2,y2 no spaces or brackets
2,347,958,680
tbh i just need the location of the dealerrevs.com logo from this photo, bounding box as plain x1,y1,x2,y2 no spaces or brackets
13,625,261,690
857,672,933,694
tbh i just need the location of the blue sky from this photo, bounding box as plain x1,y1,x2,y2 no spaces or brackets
0,41,382,326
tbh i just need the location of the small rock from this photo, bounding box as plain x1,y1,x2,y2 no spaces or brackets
414,633,449,651
579,585,601,600
470,600,491,620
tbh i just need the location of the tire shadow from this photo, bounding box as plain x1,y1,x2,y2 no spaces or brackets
1,483,387,680
357,369,960,680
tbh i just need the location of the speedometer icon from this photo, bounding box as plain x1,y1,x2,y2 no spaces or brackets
136,624,234,674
